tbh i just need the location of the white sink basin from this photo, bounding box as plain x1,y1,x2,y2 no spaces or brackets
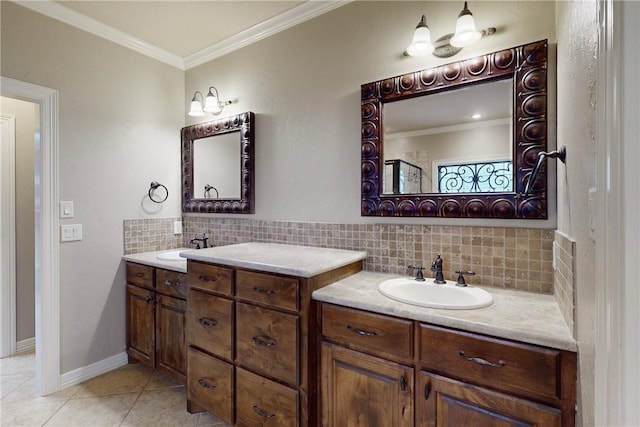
378,278,493,310
156,250,189,261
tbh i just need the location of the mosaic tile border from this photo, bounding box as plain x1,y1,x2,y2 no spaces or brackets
182,218,554,294
123,217,183,255
553,231,576,336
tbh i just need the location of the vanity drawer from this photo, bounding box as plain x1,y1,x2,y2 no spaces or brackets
235,302,299,386
236,367,298,427
321,304,413,360
155,269,187,299
186,261,233,295
420,324,561,401
187,289,234,361
236,270,299,312
187,347,234,425
126,263,154,289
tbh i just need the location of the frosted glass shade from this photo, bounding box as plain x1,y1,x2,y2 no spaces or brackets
406,15,434,57
188,100,205,117
450,8,482,47
204,93,222,114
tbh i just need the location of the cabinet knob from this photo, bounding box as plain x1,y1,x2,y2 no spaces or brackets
163,280,175,287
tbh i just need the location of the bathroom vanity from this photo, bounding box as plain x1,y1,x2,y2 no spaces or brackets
180,243,366,426
123,252,189,385
313,271,577,427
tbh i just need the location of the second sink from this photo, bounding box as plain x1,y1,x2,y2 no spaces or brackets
378,277,493,310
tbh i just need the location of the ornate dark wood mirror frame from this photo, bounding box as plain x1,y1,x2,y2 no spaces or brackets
182,111,255,213
361,39,549,219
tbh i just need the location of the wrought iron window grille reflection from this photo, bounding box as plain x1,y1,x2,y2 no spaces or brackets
438,160,512,193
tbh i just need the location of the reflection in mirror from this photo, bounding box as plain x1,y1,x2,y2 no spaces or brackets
193,133,241,199
182,112,255,214
383,79,513,194
361,39,549,219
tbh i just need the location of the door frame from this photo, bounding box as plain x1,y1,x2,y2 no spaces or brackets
0,76,60,396
0,114,17,358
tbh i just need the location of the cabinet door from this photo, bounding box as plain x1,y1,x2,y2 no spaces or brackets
155,294,186,383
126,284,155,368
417,371,561,427
321,343,413,427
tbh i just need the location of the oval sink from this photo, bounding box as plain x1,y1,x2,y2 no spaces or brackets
378,278,493,310
156,250,189,261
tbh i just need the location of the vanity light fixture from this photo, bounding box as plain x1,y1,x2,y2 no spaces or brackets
405,1,496,59
188,86,232,117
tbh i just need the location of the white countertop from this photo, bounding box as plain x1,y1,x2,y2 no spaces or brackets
312,271,577,352
182,242,367,278
122,248,192,273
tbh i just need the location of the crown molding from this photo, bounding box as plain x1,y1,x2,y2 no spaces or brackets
184,1,351,69
13,0,351,71
386,117,511,140
14,0,185,69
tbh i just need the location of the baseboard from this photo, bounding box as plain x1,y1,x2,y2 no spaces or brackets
16,337,35,353
60,351,128,389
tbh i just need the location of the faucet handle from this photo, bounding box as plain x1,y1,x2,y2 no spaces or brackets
407,265,426,282
455,270,475,287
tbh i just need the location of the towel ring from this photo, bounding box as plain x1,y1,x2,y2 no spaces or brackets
149,181,168,203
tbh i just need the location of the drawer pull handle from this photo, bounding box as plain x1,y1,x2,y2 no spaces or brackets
347,324,378,337
252,286,275,295
163,280,175,287
252,336,276,347
252,404,276,418
198,378,216,389
131,272,145,278
459,350,506,368
424,381,432,400
198,275,217,282
198,318,218,328
400,375,408,392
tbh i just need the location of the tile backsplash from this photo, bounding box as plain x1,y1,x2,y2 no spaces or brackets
123,217,182,255
553,231,576,336
182,217,554,294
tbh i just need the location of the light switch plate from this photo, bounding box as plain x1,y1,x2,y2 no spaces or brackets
60,201,74,218
173,220,182,235
61,224,82,242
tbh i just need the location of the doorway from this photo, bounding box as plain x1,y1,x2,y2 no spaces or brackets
0,76,60,396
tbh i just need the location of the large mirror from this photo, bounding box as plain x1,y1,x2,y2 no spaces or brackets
361,40,549,219
182,112,255,213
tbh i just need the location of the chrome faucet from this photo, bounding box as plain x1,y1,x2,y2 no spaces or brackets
430,254,446,284
189,233,210,249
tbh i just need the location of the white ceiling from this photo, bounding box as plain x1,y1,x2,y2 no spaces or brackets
15,0,349,70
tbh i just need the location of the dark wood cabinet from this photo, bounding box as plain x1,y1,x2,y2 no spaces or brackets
321,342,414,427
418,372,561,427
186,260,363,426
125,262,187,384
319,302,576,427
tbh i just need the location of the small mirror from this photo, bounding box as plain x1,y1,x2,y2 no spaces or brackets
182,112,255,213
193,134,241,199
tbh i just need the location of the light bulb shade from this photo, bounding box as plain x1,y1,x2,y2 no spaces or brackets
450,3,482,47
188,99,205,116
203,93,222,114
406,15,434,57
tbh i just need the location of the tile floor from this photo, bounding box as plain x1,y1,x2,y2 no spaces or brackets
0,351,230,426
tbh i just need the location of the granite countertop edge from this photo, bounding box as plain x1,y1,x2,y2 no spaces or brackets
122,249,190,273
312,271,578,352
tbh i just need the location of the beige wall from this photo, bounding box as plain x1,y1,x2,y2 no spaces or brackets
0,96,37,343
185,1,557,227
1,2,184,373
555,1,598,425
